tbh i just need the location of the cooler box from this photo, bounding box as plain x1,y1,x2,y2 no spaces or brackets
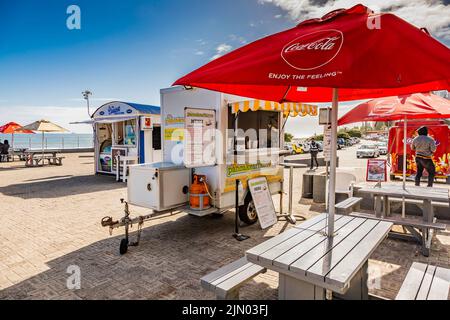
127,162,190,211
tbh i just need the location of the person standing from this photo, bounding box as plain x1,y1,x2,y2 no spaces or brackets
411,126,436,187
309,138,319,170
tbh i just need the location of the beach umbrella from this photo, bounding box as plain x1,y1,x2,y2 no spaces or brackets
339,92,450,216
174,4,450,236
0,122,35,154
21,120,69,160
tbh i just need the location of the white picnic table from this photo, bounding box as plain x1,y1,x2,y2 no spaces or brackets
24,149,63,167
357,184,449,256
246,213,392,300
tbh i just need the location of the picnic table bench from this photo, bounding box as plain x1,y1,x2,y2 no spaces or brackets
25,149,65,167
246,213,392,300
200,257,266,300
396,262,450,300
358,184,449,256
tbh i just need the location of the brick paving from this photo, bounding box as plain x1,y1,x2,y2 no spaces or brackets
0,152,449,300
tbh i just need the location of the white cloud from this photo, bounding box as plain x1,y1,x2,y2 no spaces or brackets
195,50,205,55
210,43,233,60
259,0,450,39
229,34,247,44
274,14,283,18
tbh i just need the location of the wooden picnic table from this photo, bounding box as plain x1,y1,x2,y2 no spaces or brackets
246,213,392,300
358,184,449,256
24,149,64,167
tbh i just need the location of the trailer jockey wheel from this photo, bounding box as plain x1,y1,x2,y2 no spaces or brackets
239,194,258,225
119,238,129,255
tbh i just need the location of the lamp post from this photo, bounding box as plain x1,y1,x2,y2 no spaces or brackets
82,90,92,117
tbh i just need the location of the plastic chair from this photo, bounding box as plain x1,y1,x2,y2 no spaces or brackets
335,172,357,197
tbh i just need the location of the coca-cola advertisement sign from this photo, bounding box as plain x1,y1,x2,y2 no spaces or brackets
281,29,343,71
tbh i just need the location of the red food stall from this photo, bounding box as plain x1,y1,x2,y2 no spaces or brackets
388,120,450,180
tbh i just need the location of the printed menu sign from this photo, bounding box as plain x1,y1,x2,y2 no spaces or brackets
184,108,216,168
366,159,387,182
248,177,278,229
323,125,332,162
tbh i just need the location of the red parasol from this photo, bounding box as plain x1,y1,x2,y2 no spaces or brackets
0,122,34,134
338,93,450,125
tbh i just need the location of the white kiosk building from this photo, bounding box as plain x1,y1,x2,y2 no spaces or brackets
92,101,161,176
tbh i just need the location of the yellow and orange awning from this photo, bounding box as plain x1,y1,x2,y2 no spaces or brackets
230,100,318,117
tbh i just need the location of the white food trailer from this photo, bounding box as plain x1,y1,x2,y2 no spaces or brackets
102,88,317,254
92,101,161,176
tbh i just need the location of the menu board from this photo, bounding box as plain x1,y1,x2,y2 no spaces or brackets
323,125,332,162
366,159,387,182
184,108,216,168
248,177,278,230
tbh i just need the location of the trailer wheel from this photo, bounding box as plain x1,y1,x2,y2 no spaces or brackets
119,238,129,255
239,194,258,225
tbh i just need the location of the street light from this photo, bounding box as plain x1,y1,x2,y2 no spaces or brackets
82,90,92,117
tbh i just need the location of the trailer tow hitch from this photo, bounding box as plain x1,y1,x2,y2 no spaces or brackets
100,198,144,255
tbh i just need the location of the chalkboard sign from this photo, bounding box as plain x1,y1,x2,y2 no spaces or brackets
248,177,278,229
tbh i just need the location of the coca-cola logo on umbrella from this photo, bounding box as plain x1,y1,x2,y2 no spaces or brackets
281,29,344,71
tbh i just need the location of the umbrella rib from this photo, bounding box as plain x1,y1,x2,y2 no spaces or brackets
281,86,291,103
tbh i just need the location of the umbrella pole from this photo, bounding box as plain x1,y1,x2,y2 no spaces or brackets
327,88,338,237
11,132,14,158
42,131,45,165
402,117,407,218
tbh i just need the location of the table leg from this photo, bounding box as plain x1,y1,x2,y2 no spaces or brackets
278,274,325,300
333,261,369,300
383,196,389,217
421,199,433,257
374,196,382,218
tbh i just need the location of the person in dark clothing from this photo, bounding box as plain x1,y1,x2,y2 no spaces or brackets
309,138,319,169
0,140,9,162
411,126,436,187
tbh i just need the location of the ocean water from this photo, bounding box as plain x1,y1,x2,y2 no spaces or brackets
0,133,94,150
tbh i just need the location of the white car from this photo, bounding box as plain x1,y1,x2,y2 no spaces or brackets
375,142,388,155
356,144,380,158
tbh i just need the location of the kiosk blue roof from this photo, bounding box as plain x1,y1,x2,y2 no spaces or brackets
92,101,160,119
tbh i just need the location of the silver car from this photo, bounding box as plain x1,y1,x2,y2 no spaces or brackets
375,142,388,155
356,144,380,158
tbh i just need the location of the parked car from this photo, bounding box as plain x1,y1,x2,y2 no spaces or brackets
337,138,346,150
284,144,293,154
292,143,304,154
298,142,310,153
356,144,380,158
375,142,388,155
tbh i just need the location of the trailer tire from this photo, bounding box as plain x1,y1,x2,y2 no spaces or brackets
119,238,128,255
239,194,258,225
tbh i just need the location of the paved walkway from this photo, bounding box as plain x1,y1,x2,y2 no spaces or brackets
0,153,449,299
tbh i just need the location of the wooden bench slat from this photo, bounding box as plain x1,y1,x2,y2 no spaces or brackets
349,212,446,230
201,257,248,290
215,264,266,298
416,265,437,300
389,198,449,208
210,262,256,288
428,267,450,300
396,262,428,300
335,197,362,209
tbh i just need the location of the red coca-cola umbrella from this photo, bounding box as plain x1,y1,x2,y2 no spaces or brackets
338,92,450,214
174,4,450,236
338,93,450,125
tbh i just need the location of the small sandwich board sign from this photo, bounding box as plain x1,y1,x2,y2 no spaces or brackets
248,177,278,229
366,159,387,182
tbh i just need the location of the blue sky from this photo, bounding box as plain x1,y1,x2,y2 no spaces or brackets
1,0,449,135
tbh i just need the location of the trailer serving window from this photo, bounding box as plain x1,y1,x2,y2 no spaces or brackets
227,107,280,150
